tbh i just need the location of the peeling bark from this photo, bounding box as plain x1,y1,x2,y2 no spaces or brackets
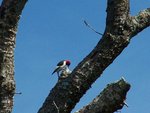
38,0,150,113
75,78,130,113
0,0,27,113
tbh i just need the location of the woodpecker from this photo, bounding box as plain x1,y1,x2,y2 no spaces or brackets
52,60,71,77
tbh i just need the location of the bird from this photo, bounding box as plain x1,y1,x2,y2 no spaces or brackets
52,60,71,77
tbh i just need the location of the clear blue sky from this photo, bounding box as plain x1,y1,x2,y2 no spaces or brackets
1,0,149,113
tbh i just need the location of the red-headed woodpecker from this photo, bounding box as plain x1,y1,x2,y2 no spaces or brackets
52,60,71,77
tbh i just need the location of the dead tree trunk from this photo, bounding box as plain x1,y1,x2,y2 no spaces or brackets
0,0,27,113
38,0,150,113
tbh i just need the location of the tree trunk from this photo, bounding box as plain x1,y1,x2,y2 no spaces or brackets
0,0,27,113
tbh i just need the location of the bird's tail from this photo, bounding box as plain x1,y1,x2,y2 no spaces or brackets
52,70,56,75
52,67,59,75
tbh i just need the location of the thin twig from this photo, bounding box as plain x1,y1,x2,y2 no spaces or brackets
124,101,129,107
83,19,103,36
14,92,22,95
53,100,59,113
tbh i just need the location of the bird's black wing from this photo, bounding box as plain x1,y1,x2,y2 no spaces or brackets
57,60,65,66
52,60,65,75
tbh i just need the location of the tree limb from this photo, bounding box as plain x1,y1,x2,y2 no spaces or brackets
0,0,27,113
131,8,150,37
75,78,130,113
38,0,149,113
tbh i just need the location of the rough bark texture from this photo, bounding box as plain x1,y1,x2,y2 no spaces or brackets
38,0,150,113
75,78,130,113
0,0,27,113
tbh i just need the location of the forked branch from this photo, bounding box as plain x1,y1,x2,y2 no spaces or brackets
37,0,149,113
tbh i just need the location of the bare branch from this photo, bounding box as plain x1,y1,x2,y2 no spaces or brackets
75,78,130,113
130,8,150,37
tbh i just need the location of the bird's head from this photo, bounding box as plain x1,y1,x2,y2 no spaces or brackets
65,60,71,66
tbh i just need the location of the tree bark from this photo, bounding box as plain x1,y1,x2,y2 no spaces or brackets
75,78,130,113
38,0,150,113
0,0,27,113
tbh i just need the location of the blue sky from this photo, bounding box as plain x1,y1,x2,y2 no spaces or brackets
1,0,149,113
